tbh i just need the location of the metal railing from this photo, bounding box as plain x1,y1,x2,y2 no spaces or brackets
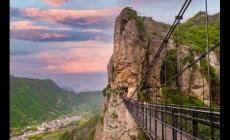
123,97,220,140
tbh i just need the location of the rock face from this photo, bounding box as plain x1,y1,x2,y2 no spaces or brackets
177,46,210,105
176,45,220,106
94,7,168,140
108,7,167,98
94,7,220,140
209,51,220,78
94,89,140,140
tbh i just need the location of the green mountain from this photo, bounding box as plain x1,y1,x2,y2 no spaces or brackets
174,11,220,82
173,11,220,54
10,75,103,133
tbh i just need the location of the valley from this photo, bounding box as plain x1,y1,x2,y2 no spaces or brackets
10,75,103,138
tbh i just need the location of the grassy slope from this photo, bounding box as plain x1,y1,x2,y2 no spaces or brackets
10,75,103,133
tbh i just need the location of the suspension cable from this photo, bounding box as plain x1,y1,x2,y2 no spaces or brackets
204,0,214,139
148,0,192,69
177,19,183,140
141,0,192,88
203,72,205,106
164,52,167,102
205,0,211,109
164,44,167,140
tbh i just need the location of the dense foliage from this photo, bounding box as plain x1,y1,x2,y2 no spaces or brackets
160,49,178,86
173,12,220,53
199,59,219,86
137,89,152,102
137,130,149,140
10,75,103,133
124,7,145,30
162,87,204,107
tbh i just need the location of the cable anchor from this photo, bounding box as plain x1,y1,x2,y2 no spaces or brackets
175,15,183,20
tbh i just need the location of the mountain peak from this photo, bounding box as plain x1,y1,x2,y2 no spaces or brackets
119,7,137,18
185,11,219,25
195,11,206,16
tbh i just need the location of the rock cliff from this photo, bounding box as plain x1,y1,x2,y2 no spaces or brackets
94,7,220,140
94,7,168,140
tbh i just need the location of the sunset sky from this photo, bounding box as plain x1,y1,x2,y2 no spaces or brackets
10,0,219,92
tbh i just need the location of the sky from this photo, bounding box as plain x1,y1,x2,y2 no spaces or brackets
10,0,220,92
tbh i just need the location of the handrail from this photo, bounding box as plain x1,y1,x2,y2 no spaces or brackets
123,97,220,140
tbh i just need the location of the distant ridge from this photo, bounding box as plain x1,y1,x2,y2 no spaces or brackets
62,86,77,93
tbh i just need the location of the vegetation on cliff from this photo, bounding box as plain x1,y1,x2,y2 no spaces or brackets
160,11,220,106
173,12,220,53
161,87,204,106
123,7,145,30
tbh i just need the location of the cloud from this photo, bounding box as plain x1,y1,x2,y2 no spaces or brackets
10,50,31,56
10,20,71,31
40,49,112,73
10,29,112,42
51,40,113,48
42,0,70,6
11,40,113,74
10,21,49,30
11,30,68,41
10,7,121,29
82,28,103,33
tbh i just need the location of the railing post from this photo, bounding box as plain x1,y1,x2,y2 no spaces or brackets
172,108,177,140
192,111,198,139
210,113,215,140
138,102,141,122
145,103,148,131
155,105,157,139
137,102,139,122
150,105,152,137
144,102,145,129
161,106,165,140
130,101,132,114
142,103,144,128
135,102,137,120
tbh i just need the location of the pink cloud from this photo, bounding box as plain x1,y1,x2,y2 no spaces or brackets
11,30,69,41
82,29,103,33
50,40,113,48
19,7,120,19
10,20,71,31
42,0,70,6
41,33,67,39
12,7,121,29
35,40,113,73
10,21,49,30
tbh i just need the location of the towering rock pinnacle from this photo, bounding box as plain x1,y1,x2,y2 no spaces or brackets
108,7,168,99
94,7,169,140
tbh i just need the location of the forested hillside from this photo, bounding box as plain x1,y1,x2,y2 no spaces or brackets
10,75,103,133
